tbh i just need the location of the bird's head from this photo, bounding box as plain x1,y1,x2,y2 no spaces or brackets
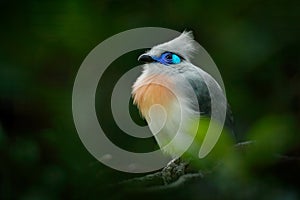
132,31,200,119
138,31,198,67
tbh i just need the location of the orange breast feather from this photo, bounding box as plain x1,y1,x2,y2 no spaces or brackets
132,75,175,118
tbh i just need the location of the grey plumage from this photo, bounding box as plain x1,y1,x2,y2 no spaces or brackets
132,31,235,158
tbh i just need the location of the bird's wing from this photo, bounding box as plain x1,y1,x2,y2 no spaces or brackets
182,66,235,135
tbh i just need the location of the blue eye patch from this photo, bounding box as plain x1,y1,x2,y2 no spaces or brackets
152,52,183,65
172,54,181,64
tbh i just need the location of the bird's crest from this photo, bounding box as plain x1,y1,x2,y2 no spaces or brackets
149,31,198,61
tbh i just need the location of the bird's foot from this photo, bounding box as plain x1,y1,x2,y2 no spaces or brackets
161,158,189,185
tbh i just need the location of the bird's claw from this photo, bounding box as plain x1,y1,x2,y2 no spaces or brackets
161,158,189,184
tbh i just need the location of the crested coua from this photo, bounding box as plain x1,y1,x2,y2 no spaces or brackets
132,31,235,167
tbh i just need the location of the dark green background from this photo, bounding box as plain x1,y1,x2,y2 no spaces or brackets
0,0,299,199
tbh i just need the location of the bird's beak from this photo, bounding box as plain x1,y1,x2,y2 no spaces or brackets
138,54,155,63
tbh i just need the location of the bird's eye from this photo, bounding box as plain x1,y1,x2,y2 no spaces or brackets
165,54,172,59
160,52,181,65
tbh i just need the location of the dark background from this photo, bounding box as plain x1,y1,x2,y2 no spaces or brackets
0,0,299,199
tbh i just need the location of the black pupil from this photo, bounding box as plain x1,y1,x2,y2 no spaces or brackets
166,54,172,59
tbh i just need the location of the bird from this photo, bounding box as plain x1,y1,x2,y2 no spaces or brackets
131,31,235,175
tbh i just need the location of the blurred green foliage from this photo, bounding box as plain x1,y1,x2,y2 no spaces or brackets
0,0,299,199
